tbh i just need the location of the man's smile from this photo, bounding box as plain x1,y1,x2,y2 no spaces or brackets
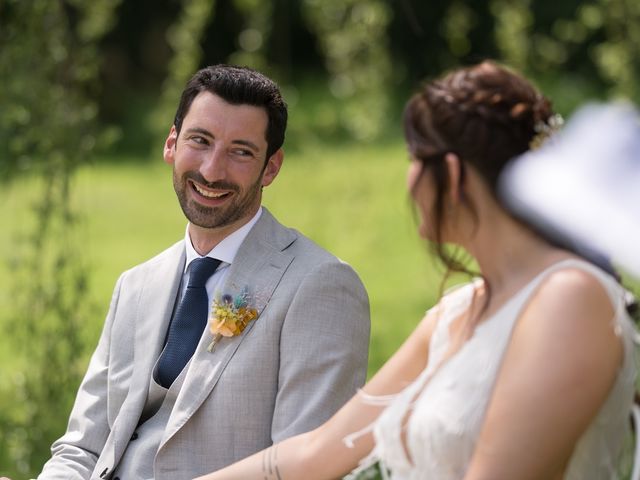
189,179,234,201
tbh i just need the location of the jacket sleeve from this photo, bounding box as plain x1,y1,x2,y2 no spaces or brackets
271,259,370,442
37,274,123,479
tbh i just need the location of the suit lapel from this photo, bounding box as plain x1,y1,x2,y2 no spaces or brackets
111,242,185,461
160,209,296,447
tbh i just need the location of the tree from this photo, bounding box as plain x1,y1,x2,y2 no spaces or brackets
0,0,120,476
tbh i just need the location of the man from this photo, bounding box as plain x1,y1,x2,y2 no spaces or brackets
35,65,370,479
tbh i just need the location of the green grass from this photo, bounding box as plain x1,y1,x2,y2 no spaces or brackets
0,141,446,383
2,139,639,480
4,140,637,379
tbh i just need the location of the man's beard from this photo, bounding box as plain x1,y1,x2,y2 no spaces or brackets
173,171,263,229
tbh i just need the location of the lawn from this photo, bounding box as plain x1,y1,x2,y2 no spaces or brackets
0,139,447,384
2,138,638,479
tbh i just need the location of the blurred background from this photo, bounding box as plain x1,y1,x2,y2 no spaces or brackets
1,0,639,476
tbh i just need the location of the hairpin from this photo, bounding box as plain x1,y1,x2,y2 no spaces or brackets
529,113,564,150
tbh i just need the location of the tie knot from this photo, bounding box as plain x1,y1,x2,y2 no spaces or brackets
187,257,221,287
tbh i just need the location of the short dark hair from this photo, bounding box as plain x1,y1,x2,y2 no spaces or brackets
173,64,288,159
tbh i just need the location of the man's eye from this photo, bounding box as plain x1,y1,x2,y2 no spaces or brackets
232,149,253,157
189,136,208,145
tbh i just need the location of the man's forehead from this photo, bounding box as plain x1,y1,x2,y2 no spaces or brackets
190,91,266,118
184,92,269,144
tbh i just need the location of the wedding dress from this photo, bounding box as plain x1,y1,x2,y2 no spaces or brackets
352,259,637,479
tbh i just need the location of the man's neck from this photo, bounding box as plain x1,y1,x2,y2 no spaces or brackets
187,208,261,256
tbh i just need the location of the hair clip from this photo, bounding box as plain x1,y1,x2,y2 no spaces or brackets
529,113,564,150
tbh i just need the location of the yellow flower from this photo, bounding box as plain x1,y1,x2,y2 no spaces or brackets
207,292,259,352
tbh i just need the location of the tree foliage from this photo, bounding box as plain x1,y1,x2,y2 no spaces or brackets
1,1,639,477
150,0,217,141
489,0,640,102
228,0,274,73
0,0,120,476
302,0,393,140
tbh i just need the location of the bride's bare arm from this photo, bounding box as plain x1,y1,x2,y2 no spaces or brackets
196,307,440,480
463,269,624,480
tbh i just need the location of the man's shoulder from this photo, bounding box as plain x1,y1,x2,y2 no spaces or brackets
120,239,184,277
262,211,343,265
287,229,345,265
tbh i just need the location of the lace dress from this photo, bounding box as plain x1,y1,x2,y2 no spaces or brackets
351,259,637,479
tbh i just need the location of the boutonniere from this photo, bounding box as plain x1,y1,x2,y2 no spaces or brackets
207,288,259,352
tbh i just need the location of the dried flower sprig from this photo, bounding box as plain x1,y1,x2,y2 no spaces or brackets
529,113,564,150
207,290,258,352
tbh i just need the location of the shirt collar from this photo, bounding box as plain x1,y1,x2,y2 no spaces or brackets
183,207,263,272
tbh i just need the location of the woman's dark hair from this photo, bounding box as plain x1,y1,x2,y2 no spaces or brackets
403,61,554,285
173,64,288,160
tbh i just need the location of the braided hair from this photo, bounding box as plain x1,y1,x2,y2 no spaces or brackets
403,61,638,376
404,61,554,281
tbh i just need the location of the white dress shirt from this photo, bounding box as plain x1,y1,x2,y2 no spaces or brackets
181,207,263,302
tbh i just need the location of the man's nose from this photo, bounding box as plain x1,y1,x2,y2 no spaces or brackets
200,148,227,183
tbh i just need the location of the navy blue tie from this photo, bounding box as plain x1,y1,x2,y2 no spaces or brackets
156,257,221,388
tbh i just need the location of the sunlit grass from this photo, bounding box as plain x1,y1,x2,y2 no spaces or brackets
2,136,638,479
0,141,448,382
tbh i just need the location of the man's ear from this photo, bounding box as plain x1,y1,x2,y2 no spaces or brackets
261,148,284,187
163,126,178,165
444,152,463,206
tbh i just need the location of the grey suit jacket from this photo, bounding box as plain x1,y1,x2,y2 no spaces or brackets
38,208,370,479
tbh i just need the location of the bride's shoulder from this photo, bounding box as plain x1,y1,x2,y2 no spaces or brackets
516,265,623,360
529,261,619,318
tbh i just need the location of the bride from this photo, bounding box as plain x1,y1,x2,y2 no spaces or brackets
196,61,637,480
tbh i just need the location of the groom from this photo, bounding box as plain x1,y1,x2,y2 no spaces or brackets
35,65,370,479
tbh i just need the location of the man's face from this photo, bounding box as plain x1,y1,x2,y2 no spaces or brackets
164,92,282,232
